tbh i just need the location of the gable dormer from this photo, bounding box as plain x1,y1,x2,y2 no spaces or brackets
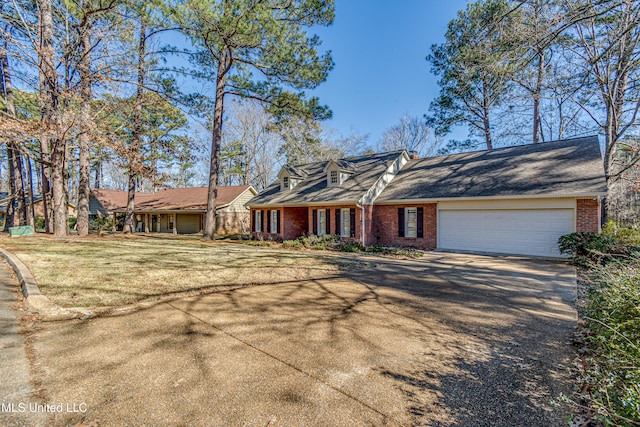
323,159,356,187
277,166,306,191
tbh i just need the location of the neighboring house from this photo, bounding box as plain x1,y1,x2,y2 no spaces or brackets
0,193,75,226
90,185,257,234
247,136,607,257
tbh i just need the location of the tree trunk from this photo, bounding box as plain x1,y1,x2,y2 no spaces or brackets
1,35,27,227
4,147,16,231
38,0,60,234
123,16,146,234
482,80,493,150
77,19,92,237
93,159,102,188
203,48,229,240
532,49,544,144
25,156,35,227
12,150,27,226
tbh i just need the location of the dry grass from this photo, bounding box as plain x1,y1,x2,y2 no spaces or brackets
0,233,352,308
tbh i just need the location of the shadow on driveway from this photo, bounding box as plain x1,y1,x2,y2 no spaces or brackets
28,252,575,426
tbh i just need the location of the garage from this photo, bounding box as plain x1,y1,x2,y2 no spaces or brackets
438,207,575,257
177,214,202,234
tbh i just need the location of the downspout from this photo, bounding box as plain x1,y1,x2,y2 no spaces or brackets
356,202,365,247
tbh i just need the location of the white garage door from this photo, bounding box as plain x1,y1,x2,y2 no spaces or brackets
439,209,574,257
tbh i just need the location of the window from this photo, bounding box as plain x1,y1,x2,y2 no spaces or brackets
169,215,174,231
405,208,417,238
318,210,326,236
271,210,278,233
341,208,350,237
282,176,289,190
255,210,262,232
330,170,338,185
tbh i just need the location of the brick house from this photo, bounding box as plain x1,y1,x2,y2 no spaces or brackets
247,136,607,257
90,185,256,234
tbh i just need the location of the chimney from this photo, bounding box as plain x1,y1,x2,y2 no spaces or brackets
408,150,419,160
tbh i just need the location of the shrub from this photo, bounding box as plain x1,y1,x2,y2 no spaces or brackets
34,216,46,231
90,216,113,232
602,220,640,246
580,256,640,425
559,232,617,257
282,239,303,249
336,242,364,252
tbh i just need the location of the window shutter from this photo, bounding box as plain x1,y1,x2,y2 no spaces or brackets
312,209,318,235
251,210,255,232
325,209,330,235
260,210,265,233
417,207,424,238
398,208,405,237
276,210,281,234
335,209,340,236
350,208,356,237
266,211,271,233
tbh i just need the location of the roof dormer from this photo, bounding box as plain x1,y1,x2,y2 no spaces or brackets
323,159,356,187
277,166,306,191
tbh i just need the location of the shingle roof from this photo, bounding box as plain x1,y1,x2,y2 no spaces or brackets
91,186,254,212
376,136,606,202
248,151,405,206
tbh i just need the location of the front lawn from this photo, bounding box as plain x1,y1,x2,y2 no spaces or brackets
0,234,350,308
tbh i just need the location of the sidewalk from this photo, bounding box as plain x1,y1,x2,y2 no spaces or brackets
0,260,49,427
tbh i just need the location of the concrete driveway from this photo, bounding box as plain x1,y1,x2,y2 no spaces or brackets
30,252,576,426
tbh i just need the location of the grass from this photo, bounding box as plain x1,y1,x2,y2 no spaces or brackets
0,233,351,308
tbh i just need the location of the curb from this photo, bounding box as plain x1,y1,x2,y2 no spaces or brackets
0,248,91,321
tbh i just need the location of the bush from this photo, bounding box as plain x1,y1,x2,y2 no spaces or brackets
559,232,617,257
35,216,46,231
580,256,640,425
336,242,364,252
602,220,640,246
282,239,303,249
90,216,113,232
559,231,640,266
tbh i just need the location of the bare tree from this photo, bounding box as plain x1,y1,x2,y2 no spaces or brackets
570,0,640,187
379,115,439,157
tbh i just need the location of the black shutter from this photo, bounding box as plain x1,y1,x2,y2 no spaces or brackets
260,210,265,233
335,209,341,236
312,209,318,235
251,210,255,232
398,208,405,237
266,210,271,233
276,210,281,234
417,207,424,238
325,209,330,235
350,208,356,237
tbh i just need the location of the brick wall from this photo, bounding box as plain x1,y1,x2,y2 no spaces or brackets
372,203,437,249
283,207,308,240
576,198,600,232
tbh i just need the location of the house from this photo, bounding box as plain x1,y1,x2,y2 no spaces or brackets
0,193,76,226
247,136,607,257
90,185,257,234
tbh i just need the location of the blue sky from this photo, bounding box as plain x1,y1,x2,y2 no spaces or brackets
310,0,470,146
